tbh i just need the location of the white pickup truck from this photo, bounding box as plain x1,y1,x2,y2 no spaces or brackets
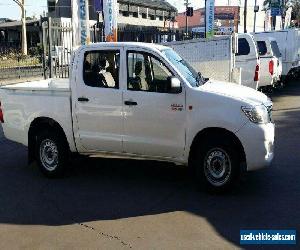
0,42,275,192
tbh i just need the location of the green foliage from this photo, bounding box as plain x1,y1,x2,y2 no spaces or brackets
0,49,42,67
291,0,300,22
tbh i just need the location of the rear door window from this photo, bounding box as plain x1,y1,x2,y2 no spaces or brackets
256,41,267,56
83,50,120,89
237,38,250,56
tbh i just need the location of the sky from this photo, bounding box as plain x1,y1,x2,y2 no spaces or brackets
0,0,264,20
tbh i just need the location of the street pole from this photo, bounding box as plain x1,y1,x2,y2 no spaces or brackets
21,5,27,55
85,0,90,44
12,0,27,55
253,0,257,33
204,0,207,38
244,0,248,33
184,0,190,38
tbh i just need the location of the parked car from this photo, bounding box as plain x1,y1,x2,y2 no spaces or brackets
0,42,275,192
235,33,260,90
254,29,300,80
253,36,282,91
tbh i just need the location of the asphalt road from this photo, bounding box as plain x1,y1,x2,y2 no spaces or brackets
0,81,300,249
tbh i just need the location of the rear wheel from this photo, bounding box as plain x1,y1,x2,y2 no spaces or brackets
35,130,69,178
192,139,241,193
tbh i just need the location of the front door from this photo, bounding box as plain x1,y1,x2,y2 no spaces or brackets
123,50,186,158
74,48,123,152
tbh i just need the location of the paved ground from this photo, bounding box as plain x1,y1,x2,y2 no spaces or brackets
0,81,300,249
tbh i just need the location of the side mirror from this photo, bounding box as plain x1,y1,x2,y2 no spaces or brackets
168,77,182,94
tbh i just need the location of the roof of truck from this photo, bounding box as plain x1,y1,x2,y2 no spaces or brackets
82,42,170,51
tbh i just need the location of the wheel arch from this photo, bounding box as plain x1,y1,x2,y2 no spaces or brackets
188,127,246,166
28,117,70,164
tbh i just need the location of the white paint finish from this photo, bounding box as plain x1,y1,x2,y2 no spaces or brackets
123,90,186,158
73,46,124,153
235,33,260,90
236,122,275,171
0,87,76,152
122,46,186,158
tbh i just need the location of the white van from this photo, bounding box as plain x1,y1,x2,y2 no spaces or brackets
254,29,300,79
253,36,282,90
235,33,260,90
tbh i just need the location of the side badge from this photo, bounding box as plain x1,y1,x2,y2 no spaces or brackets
171,104,184,111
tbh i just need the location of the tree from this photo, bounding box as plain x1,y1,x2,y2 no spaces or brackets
12,0,27,55
291,0,300,26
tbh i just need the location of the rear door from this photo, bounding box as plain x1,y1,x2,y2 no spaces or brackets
74,47,124,153
122,49,186,158
235,35,259,89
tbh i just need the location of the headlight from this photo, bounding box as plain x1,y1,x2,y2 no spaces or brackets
241,105,270,124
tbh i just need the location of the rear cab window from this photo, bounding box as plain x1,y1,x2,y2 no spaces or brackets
256,41,268,56
83,50,120,89
236,38,250,56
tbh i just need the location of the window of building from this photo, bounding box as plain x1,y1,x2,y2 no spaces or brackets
127,51,174,93
83,50,120,89
132,12,138,18
142,13,147,19
149,15,155,20
122,11,129,17
236,38,250,56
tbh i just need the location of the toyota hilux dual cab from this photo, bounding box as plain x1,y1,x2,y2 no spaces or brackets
0,42,275,192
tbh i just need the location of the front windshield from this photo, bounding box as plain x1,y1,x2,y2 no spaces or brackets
161,48,204,87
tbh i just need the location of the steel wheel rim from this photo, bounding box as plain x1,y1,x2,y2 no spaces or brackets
204,148,232,187
39,139,59,172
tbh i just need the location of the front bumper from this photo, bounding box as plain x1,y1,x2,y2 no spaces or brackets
235,122,275,171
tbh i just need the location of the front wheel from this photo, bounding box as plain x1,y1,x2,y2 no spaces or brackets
192,140,241,193
35,130,69,178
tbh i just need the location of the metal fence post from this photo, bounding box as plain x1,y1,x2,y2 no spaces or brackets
48,17,53,78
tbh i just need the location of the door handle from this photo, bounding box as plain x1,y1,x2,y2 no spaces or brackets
124,100,138,106
78,97,89,102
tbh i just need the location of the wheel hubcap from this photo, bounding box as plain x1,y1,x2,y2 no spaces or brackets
39,139,58,171
204,148,231,187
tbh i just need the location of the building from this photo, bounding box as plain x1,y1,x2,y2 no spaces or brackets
47,0,178,41
0,19,40,52
176,6,240,34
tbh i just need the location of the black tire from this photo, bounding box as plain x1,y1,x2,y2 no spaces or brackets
35,130,69,178
191,138,241,193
